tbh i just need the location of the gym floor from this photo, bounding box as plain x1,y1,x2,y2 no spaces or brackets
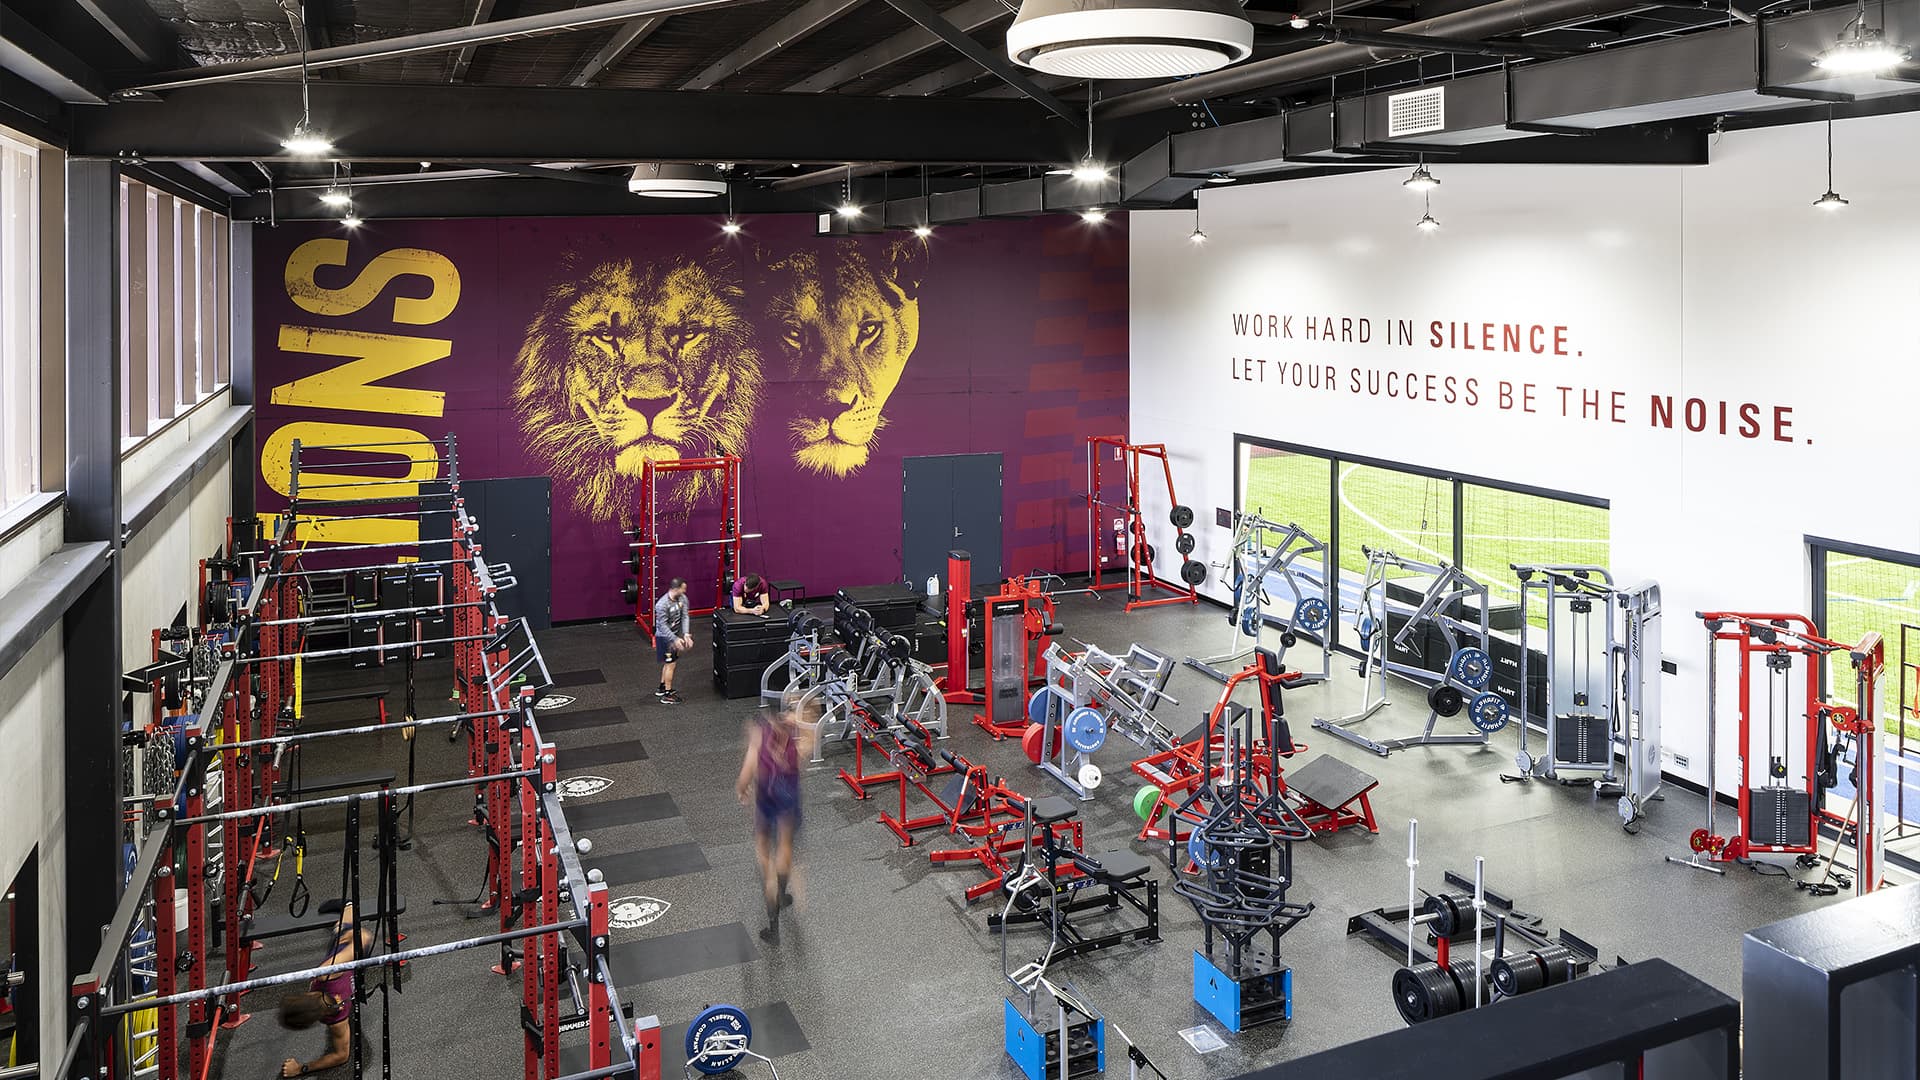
216,592,1846,1080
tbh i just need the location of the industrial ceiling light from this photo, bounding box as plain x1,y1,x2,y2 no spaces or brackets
1415,192,1439,231
1815,110,1850,209
319,186,351,208
1205,173,1234,184
1069,90,1110,183
340,209,363,228
1082,207,1108,223
1189,201,1206,243
1007,0,1254,78
1814,0,1911,74
1403,162,1439,192
720,184,742,234
628,163,728,198
913,225,934,238
837,164,862,217
281,8,331,157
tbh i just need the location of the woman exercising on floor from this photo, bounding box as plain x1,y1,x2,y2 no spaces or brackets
276,902,375,1077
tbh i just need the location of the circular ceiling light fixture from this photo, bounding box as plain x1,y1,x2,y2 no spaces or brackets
1814,12,1911,75
1402,163,1439,192
628,163,729,198
1006,0,1254,79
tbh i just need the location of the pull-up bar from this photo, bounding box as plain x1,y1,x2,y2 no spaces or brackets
222,705,518,752
163,767,541,827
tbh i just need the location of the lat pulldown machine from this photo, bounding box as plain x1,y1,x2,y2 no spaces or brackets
1186,511,1334,686
1667,614,1883,894
1509,566,1665,830
1312,547,1509,757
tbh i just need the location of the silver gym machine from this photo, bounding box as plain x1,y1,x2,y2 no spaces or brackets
1510,565,1663,830
1186,510,1335,685
1312,547,1506,757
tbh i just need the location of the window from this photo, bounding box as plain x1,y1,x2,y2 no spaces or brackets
117,180,229,443
1234,435,1608,648
0,132,41,513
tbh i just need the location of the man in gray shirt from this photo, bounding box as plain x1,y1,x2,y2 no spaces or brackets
653,577,692,704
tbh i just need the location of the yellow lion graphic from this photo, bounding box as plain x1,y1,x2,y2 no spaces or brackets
511,250,762,522
760,240,927,476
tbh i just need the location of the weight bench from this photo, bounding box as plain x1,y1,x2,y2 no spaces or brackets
1282,754,1379,836
990,797,1160,960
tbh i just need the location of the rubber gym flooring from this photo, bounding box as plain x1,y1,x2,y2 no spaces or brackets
212,592,1849,1080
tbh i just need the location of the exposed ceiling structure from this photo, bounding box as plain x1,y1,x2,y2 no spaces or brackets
3,0,1919,222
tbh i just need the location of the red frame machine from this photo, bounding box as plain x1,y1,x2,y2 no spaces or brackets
1086,435,1200,613
940,551,1062,739
1132,649,1377,844
1668,612,1883,894
626,455,762,635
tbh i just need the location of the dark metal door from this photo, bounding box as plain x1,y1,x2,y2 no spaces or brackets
902,453,1002,593
463,477,553,630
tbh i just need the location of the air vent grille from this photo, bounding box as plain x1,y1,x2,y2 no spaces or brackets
1388,86,1445,138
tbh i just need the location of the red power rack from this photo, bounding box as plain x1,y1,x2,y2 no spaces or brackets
1086,435,1200,612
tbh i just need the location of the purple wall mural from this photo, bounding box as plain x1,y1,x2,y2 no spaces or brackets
253,213,1129,622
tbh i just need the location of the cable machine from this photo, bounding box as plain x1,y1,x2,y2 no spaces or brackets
1311,547,1506,757
1085,436,1203,612
1509,566,1665,830
1186,511,1333,686
1666,613,1883,895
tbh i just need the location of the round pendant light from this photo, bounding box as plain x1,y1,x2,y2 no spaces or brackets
1006,0,1254,79
628,163,729,199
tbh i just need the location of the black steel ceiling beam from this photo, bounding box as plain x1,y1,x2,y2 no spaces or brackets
449,0,502,83
682,0,866,89
572,15,667,85
877,0,1080,122
784,0,1007,92
0,68,62,133
120,0,762,92
71,81,1095,164
68,0,177,69
486,162,632,186
0,3,108,103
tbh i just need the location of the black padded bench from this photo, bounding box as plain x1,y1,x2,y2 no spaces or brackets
1076,849,1151,883
1284,754,1380,835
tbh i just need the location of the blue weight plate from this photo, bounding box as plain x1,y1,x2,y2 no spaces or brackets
1468,692,1509,734
1294,597,1331,633
1027,688,1054,727
1449,647,1493,691
686,1005,752,1075
1064,707,1107,753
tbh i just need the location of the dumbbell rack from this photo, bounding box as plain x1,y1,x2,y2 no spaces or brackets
1085,435,1201,612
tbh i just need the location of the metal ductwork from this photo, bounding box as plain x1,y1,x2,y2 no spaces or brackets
1096,0,1646,118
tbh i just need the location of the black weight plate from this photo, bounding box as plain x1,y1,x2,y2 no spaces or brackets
1421,892,1468,937
1175,533,1196,556
620,580,639,605
1169,505,1195,529
1392,963,1461,1025
886,634,911,664
1427,685,1464,718
1132,543,1155,566
1180,560,1207,586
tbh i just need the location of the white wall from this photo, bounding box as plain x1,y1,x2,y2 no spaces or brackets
1130,110,1920,794
122,390,236,673
0,504,67,1064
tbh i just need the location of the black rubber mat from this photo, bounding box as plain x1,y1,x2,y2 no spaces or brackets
608,922,756,984
549,668,606,688
564,793,680,831
555,739,648,769
588,842,708,885
531,706,629,733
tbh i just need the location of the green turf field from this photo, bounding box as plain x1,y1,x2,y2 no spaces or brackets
1239,446,1609,620
1822,554,1920,738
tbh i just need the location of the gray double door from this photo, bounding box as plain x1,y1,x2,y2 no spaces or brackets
902,453,1002,592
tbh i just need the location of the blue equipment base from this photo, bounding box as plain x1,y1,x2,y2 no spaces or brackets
1004,997,1105,1080
1194,948,1293,1034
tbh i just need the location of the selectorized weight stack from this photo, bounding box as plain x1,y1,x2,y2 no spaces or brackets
1509,566,1665,829
949,567,1064,739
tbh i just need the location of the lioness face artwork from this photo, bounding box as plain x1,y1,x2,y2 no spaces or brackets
761,240,928,476
511,251,762,521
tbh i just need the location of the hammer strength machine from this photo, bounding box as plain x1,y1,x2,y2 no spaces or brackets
1187,511,1334,686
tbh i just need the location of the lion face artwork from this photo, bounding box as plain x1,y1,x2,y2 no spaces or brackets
760,240,928,477
511,250,762,522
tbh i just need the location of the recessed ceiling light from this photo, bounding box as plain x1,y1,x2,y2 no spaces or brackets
1007,0,1255,78
628,163,728,198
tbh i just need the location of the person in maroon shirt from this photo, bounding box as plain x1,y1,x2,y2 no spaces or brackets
276,903,375,1076
730,573,771,616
